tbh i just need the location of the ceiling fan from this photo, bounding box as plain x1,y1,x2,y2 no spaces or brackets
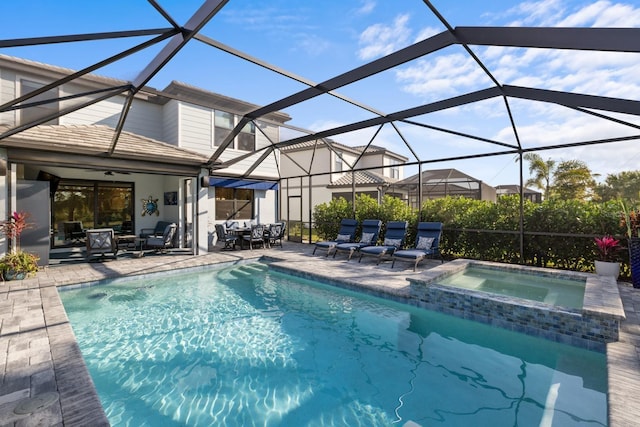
87,169,131,176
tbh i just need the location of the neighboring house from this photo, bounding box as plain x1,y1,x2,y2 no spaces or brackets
395,168,497,207
0,54,290,261
496,185,543,203
278,140,408,236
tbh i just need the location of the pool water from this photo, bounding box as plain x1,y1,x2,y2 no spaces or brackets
60,262,607,426
437,265,586,309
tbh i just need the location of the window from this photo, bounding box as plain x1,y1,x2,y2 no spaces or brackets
52,180,134,247
334,151,343,172
20,79,59,126
214,110,256,152
214,110,234,147
389,159,400,179
237,121,255,151
215,187,253,220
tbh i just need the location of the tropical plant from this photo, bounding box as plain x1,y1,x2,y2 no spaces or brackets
0,211,39,278
524,153,556,200
594,235,622,262
1,211,29,248
620,199,640,239
0,251,39,275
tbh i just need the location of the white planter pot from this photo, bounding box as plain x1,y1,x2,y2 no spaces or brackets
594,260,620,278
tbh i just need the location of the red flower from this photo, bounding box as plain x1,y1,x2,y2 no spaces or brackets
595,235,621,262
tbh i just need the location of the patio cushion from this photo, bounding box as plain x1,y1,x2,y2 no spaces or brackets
360,232,375,245
336,233,351,242
383,238,402,247
416,236,435,250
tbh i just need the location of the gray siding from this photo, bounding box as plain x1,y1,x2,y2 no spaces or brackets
122,99,163,141
162,100,180,146
0,68,16,126
179,102,212,154
63,86,164,141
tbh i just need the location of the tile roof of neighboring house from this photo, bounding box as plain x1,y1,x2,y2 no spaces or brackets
327,170,398,187
279,138,353,152
395,168,483,185
0,124,211,173
280,139,408,161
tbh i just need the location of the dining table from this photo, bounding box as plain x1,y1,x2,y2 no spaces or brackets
228,227,251,249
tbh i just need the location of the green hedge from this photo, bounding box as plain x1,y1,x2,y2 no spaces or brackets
313,194,628,276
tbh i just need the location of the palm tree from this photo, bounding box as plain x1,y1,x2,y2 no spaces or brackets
524,153,555,200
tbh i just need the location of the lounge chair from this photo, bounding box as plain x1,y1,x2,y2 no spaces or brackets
86,228,118,260
312,219,358,256
140,220,174,239
215,223,237,250
392,222,443,271
333,219,382,260
358,221,408,264
146,223,177,253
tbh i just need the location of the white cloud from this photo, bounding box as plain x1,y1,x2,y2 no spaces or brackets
559,0,640,26
413,26,441,43
357,14,412,60
395,54,492,99
355,0,376,15
295,34,332,57
503,0,566,26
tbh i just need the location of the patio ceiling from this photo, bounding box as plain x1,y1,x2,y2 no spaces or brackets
1,0,639,181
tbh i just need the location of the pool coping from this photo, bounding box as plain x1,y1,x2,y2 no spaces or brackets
1,245,638,426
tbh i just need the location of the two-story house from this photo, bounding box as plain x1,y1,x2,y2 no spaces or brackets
278,139,408,239
0,54,290,262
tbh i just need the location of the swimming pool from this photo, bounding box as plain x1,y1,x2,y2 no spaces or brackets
437,264,585,309
60,262,607,426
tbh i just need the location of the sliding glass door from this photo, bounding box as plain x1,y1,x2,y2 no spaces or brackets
52,180,134,247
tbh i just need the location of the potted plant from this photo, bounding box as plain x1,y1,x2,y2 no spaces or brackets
620,200,640,287
0,211,39,280
594,235,622,278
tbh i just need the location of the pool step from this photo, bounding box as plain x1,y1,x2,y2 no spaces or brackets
238,264,268,274
229,269,252,279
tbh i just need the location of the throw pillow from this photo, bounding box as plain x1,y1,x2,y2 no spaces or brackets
360,232,375,245
336,233,351,242
383,238,402,247
416,236,435,250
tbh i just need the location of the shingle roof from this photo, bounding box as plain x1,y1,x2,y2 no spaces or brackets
395,168,482,185
280,139,408,162
327,170,397,187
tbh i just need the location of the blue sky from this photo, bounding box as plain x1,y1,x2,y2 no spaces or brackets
2,0,640,186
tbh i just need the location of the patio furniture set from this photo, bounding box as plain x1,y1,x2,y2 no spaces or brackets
215,222,286,251
85,221,177,260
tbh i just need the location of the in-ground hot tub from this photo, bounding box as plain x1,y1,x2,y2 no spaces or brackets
408,259,626,351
